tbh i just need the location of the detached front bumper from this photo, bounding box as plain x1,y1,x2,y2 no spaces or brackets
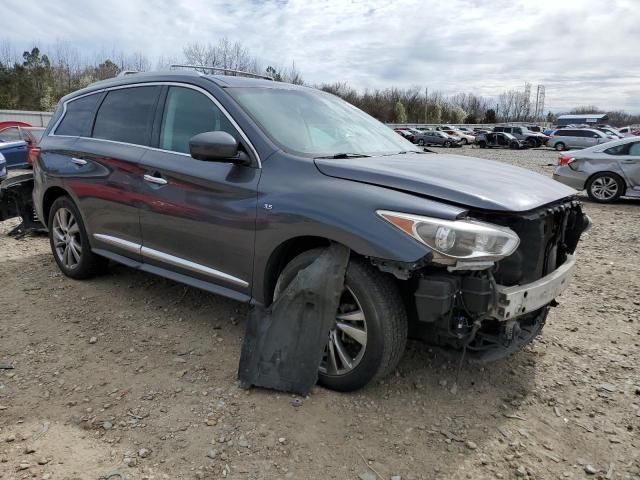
491,255,577,321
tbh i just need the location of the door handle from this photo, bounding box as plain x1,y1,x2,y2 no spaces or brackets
143,174,168,185
71,157,87,166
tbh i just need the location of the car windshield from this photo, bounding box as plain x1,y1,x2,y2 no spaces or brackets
227,87,420,157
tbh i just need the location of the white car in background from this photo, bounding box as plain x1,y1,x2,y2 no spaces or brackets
552,136,640,203
618,126,640,137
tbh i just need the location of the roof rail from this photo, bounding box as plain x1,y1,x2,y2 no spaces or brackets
170,64,273,81
117,70,139,77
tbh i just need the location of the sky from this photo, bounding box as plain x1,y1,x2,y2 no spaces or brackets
2,0,639,112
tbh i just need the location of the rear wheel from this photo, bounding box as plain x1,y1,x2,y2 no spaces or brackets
554,142,566,151
48,196,108,279
587,172,624,203
273,249,408,392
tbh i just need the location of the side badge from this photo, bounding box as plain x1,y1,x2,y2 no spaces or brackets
263,203,273,211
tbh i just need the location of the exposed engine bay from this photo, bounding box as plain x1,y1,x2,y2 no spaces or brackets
378,199,590,362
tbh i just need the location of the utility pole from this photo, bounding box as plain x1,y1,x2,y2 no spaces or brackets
424,87,428,124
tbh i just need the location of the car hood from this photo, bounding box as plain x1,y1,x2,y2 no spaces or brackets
314,153,577,212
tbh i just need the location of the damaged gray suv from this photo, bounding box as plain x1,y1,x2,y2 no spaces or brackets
33,69,590,391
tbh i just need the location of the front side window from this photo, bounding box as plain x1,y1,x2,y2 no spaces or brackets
159,87,237,154
56,93,102,137
0,127,21,142
93,86,161,146
227,87,418,157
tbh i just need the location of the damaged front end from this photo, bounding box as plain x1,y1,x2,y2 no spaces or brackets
0,173,44,237
377,199,590,362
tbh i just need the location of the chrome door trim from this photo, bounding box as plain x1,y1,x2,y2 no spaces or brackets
143,174,168,185
49,81,262,167
93,233,249,288
141,246,249,288
93,233,142,255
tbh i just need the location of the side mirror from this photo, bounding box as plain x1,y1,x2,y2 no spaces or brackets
189,131,251,166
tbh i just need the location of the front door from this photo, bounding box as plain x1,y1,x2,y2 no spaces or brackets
138,85,260,300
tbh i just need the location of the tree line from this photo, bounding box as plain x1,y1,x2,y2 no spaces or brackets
1,38,638,126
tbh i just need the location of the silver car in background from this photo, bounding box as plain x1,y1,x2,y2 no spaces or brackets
547,128,612,151
553,136,640,203
414,130,460,147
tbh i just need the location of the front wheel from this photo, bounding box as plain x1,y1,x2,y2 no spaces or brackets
478,141,487,148
273,249,408,391
417,139,425,146
443,141,451,148
554,142,566,151
48,196,108,279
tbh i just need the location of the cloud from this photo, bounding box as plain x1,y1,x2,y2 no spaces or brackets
2,0,638,112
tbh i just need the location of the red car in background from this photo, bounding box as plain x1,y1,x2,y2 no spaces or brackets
0,122,45,166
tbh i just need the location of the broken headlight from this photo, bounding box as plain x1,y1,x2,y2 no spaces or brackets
377,210,520,262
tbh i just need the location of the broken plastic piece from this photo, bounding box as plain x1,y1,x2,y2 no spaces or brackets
237,243,350,395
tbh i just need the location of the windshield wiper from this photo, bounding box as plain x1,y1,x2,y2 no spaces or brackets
380,150,428,156
314,153,371,159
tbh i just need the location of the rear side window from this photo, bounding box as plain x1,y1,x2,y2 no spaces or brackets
93,86,161,146
628,142,640,156
55,94,102,136
578,130,599,138
159,87,236,154
604,144,629,155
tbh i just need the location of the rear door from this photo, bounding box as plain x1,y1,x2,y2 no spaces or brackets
63,86,162,261
619,140,640,187
137,84,260,299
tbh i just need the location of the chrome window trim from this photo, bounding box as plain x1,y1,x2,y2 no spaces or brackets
92,233,249,288
50,81,261,167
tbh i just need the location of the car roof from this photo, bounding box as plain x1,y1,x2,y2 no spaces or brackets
62,70,305,103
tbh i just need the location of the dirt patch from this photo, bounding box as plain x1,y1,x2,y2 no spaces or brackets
1,151,639,479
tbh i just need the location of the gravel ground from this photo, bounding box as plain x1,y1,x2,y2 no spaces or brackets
0,148,639,480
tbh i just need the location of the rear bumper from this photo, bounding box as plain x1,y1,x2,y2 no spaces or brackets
492,255,577,321
553,166,587,190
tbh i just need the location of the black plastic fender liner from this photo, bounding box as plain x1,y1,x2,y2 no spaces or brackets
238,243,350,395
0,173,43,233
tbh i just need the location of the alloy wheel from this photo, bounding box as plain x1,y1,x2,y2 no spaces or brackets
52,207,82,269
321,287,368,376
590,176,619,201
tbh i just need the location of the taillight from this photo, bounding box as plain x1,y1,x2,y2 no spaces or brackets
558,155,574,166
28,147,40,165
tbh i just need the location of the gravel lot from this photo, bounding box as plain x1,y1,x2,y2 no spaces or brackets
0,147,639,480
